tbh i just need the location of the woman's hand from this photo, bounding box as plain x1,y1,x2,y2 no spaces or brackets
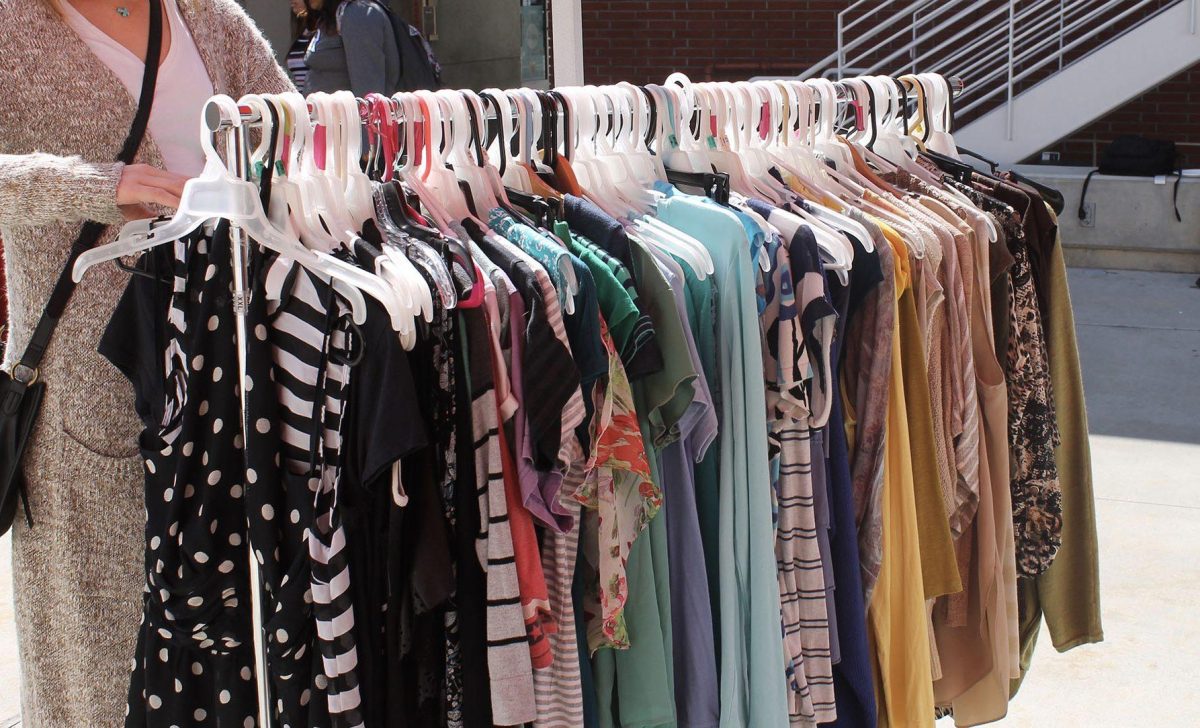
116,164,189,221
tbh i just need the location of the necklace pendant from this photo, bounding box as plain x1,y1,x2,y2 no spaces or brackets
116,6,131,16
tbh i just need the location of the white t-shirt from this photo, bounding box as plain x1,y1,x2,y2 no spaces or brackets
60,0,215,177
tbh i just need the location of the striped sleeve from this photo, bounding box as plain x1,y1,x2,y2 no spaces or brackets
532,500,585,728
465,306,538,725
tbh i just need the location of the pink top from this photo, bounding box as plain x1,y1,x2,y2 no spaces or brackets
61,0,214,177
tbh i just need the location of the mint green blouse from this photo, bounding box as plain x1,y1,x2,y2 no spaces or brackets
654,184,791,728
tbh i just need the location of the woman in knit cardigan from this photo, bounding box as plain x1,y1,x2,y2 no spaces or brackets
0,1,291,725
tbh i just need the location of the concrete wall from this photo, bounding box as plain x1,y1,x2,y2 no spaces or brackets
1013,165,1200,273
428,0,522,90
238,0,522,90
242,0,295,63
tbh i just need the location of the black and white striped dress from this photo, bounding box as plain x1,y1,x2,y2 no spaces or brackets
263,256,364,728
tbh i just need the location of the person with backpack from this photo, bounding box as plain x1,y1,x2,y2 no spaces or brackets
302,0,397,96
301,0,440,96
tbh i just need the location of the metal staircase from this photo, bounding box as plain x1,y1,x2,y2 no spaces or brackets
800,0,1200,164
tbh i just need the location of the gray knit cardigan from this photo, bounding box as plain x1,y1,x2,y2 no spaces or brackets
0,2,292,725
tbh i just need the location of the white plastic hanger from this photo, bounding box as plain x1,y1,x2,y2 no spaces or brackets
700,82,780,203
298,92,421,330
244,93,370,324
861,76,925,175
414,89,475,221
744,81,874,257
323,92,428,331
615,82,667,185
730,82,791,202
332,91,378,226
390,92,455,233
75,95,400,328
661,74,713,174
626,84,716,276
808,78,856,171
252,92,415,327
486,88,533,193
560,86,628,218
441,89,501,215
308,93,367,246
923,73,960,158
275,92,339,254
588,85,656,214
760,81,836,192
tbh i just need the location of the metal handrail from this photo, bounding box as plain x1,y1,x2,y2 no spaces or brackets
859,3,1007,77
958,0,1168,116
808,0,1196,134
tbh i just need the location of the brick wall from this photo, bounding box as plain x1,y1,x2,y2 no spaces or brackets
580,0,847,86
579,0,1199,168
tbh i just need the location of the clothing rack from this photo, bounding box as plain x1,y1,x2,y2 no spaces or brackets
203,99,273,728
145,69,1027,728
217,71,971,728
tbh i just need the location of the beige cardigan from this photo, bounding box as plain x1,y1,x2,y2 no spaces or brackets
0,2,292,725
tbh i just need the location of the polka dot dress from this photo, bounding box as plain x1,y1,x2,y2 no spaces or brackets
242,251,330,728
122,224,260,727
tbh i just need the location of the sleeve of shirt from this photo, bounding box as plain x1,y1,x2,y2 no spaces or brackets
338,4,393,97
793,231,839,428
354,307,429,485
98,250,168,431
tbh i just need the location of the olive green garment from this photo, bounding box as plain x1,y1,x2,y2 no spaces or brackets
595,240,699,728
1011,220,1103,695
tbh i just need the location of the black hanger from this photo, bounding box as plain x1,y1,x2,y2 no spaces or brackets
997,167,1067,216
533,90,556,169
507,187,562,228
639,86,658,151
550,91,571,164
894,78,910,137
956,146,999,174
462,91,487,168
479,91,507,176
913,75,934,144
665,169,730,206
923,148,977,184
862,82,879,149
938,73,956,133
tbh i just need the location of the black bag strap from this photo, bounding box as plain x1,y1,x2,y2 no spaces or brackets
1079,168,1184,223
1078,169,1098,221
1172,170,1183,223
12,0,164,383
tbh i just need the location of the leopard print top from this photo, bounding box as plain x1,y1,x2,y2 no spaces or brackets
950,181,1063,578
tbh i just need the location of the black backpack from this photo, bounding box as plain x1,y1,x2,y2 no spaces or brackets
367,1,442,92
1079,135,1182,222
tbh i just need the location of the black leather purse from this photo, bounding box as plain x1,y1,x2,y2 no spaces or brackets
1079,135,1183,223
0,1,163,536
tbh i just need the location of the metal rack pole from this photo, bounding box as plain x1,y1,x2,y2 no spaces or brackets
209,99,273,728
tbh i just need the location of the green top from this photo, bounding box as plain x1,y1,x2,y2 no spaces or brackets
564,228,661,372
628,239,698,449
593,237,702,728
